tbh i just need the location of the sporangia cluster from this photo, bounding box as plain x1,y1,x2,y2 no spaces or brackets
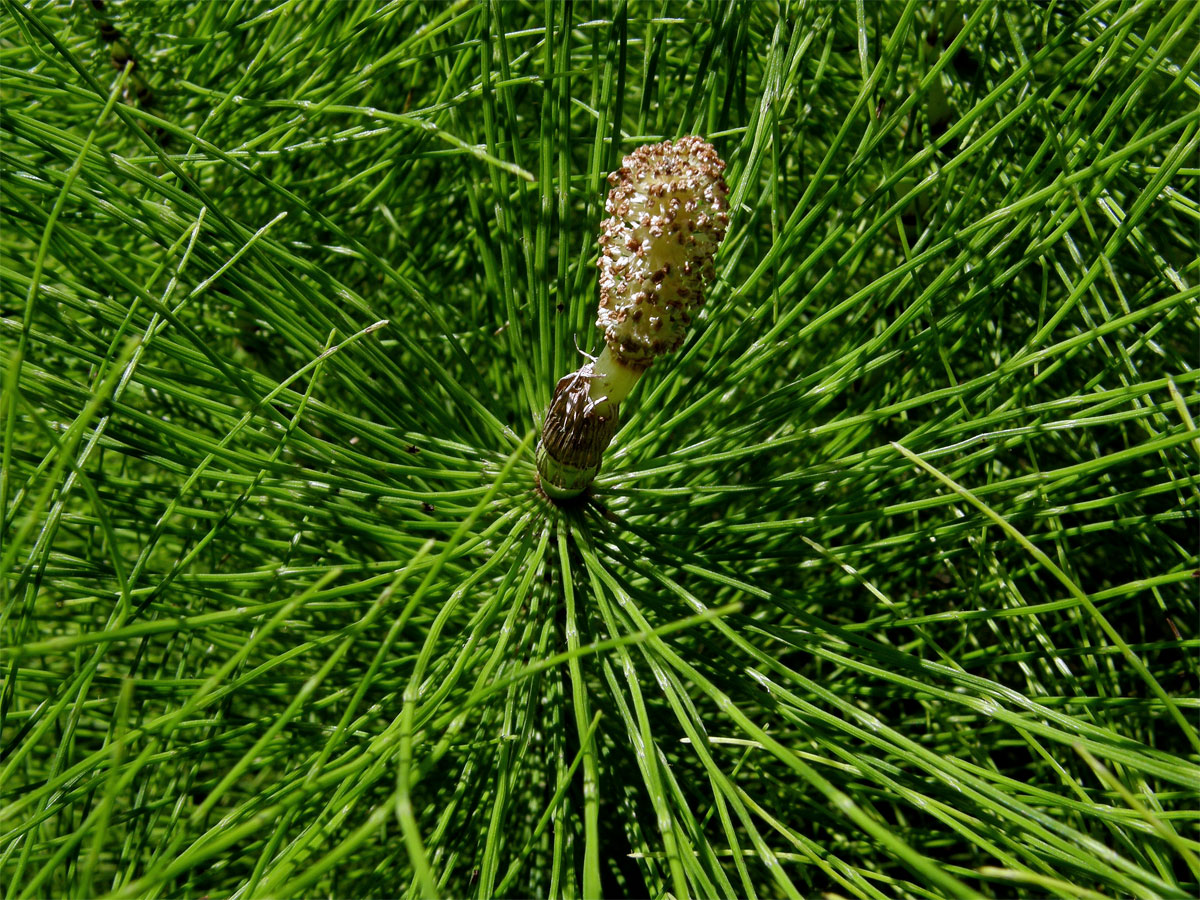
597,135,731,369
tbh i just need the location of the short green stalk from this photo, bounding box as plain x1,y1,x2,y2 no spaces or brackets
536,346,643,501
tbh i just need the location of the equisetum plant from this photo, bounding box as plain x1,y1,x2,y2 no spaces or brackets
537,136,730,500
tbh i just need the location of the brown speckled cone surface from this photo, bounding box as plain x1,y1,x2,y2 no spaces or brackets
597,136,730,369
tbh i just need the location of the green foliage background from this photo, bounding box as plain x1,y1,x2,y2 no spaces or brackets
2,1,1198,897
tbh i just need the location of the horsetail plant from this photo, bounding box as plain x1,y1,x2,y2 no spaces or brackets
537,136,730,499
7,3,1199,897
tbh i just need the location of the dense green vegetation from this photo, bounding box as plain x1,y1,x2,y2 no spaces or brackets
2,1,1197,897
